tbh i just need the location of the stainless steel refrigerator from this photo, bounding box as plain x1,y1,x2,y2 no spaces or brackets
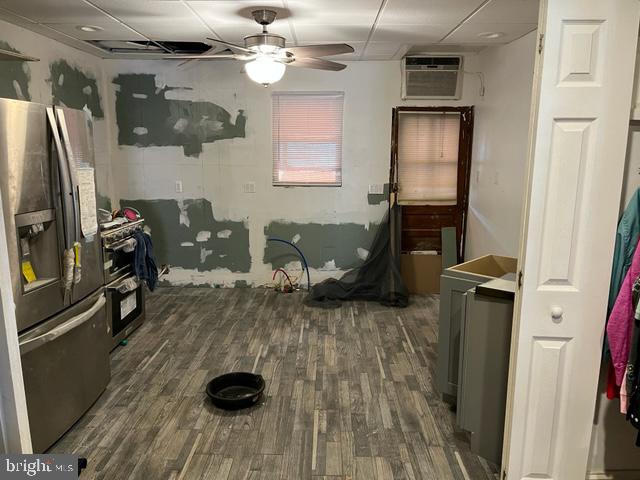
0,98,110,452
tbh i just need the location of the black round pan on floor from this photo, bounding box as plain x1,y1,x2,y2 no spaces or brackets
206,372,265,410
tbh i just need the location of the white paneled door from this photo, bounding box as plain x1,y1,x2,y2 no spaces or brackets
503,1,640,479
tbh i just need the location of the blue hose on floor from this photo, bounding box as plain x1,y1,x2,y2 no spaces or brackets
266,238,311,291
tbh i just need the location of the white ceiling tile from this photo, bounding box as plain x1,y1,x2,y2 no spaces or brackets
371,24,451,43
0,0,110,23
284,0,381,25
364,42,404,56
469,0,539,24
43,21,146,41
444,22,537,44
380,0,484,25
295,25,371,43
188,1,285,25
92,0,212,40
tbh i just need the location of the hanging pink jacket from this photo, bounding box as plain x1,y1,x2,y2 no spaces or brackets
608,238,640,385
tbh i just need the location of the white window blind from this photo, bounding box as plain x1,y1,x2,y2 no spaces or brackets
272,92,344,186
397,111,461,204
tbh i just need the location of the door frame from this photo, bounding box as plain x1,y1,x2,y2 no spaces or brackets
391,106,474,261
502,0,640,478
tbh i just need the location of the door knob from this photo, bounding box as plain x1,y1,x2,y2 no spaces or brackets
551,306,563,319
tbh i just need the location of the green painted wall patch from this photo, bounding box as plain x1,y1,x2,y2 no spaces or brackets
113,73,246,157
49,60,104,118
0,41,31,101
264,222,378,270
122,198,251,273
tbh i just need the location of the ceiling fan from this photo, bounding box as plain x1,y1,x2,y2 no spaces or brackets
164,9,354,86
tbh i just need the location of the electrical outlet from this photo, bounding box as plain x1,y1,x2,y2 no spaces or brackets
175,180,183,193
368,184,384,195
242,182,256,194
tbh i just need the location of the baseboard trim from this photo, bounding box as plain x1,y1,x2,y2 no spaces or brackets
588,471,640,480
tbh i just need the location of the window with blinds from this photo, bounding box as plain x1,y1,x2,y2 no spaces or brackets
397,111,461,204
272,92,344,186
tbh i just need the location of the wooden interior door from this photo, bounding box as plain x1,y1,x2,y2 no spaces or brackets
502,0,640,478
391,106,474,262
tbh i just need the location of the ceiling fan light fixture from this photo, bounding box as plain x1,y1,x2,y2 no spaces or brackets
245,56,286,86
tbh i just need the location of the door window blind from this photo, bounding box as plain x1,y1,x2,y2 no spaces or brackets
397,111,461,204
272,92,344,186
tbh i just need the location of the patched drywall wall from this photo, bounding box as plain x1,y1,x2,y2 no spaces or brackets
264,221,376,270
122,198,250,272
0,41,31,101
0,20,114,210
49,60,104,118
465,31,537,261
113,73,245,156
104,56,482,286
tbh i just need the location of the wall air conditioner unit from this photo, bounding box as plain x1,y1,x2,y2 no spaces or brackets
402,56,463,100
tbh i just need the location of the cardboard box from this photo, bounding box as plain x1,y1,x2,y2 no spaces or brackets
401,253,443,294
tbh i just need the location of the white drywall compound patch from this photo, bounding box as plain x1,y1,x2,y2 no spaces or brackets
177,200,190,227
196,231,211,242
174,118,188,133
180,242,194,247
357,248,369,260
200,247,213,264
292,234,301,244
133,127,148,136
217,229,232,239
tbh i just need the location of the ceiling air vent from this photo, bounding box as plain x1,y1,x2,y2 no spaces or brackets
88,40,212,55
402,56,463,100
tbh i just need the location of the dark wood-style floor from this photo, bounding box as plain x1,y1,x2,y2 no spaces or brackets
52,288,499,479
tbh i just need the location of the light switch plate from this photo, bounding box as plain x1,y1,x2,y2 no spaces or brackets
175,180,183,193
368,184,384,195
242,182,256,194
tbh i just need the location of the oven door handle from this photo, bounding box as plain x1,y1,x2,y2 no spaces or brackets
19,294,106,355
105,237,136,252
108,276,139,294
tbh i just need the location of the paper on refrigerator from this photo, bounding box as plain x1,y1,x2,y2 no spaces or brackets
77,167,98,237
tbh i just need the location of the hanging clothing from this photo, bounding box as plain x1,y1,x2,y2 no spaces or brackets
625,309,640,445
608,239,640,385
608,189,640,315
133,231,158,292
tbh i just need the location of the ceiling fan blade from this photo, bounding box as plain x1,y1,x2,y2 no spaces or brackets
285,43,354,58
206,37,254,54
164,54,247,60
288,57,347,71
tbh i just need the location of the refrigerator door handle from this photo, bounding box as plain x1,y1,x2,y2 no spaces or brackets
46,107,75,250
19,293,106,355
54,108,80,245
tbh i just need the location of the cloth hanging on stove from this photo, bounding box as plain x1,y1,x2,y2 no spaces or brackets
133,231,158,291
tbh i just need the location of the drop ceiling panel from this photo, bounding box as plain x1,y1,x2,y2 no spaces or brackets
379,0,484,25
363,42,404,57
0,0,110,23
93,1,212,40
283,0,381,25
295,25,371,43
469,0,539,24
43,21,146,41
187,1,285,25
444,22,537,44
372,24,451,43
